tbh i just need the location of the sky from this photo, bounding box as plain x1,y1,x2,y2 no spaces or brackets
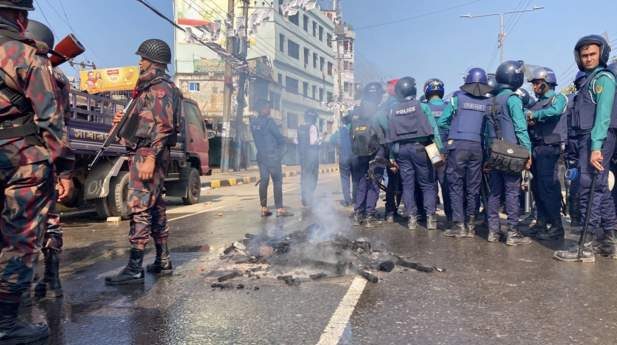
29,0,617,95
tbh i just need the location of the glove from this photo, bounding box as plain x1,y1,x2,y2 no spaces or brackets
565,168,579,182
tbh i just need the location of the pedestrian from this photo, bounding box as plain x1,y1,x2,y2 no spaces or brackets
386,77,444,230
105,39,179,285
485,60,533,245
350,82,384,228
298,109,320,210
423,78,452,226
250,98,294,218
25,19,74,299
554,35,617,262
0,1,74,342
329,112,354,207
525,67,568,240
437,68,493,238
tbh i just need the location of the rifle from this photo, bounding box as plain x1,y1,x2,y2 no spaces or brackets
88,97,139,170
49,34,85,67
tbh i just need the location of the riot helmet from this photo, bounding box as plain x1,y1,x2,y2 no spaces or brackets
25,19,54,49
528,66,557,96
496,60,525,90
514,88,535,108
486,73,499,96
395,77,417,100
0,0,33,10
574,34,610,71
362,82,384,104
136,39,172,65
423,78,445,99
460,67,492,97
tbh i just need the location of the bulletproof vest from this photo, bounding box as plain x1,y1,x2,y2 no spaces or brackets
386,98,433,143
528,94,567,145
351,115,374,157
297,124,318,151
565,93,577,138
449,92,491,143
488,92,518,145
572,69,617,135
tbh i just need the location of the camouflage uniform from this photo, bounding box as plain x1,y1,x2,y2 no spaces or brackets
0,24,72,302
126,66,176,250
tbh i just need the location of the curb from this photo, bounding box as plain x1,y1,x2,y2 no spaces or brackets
201,166,339,189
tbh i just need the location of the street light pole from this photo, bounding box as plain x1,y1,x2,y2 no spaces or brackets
461,5,544,63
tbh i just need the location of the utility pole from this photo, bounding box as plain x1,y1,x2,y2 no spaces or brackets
221,0,236,172
232,0,250,171
334,0,344,119
461,5,544,63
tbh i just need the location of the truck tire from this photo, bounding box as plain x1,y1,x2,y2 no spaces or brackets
95,171,130,219
181,167,201,205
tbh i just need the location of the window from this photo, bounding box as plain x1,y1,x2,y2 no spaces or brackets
287,112,298,129
320,57,325,71
312,22,317,37
327,91,333,102
279,34,285,52
344,39,353,54
288,40,300,59
278,0,283,14
278,73,283,85
304,48,309,66
303,15,309,31
312,85,317,99
319,88,324,102
289,13,299,25
327,33,333,48
188,82,200,92
270,92,281,110
313,53,318,69
344,82,350,93
285,76,299,94
184,102,206,138
303,82,309,97
327,62,333,76
319,26,324,41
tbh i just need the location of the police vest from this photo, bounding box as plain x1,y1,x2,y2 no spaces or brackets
351,115,374,157
449,92,491,143
528,94,567,145
386,99,433,143
297,124,318,151
572,69,617,135
488,91,518,145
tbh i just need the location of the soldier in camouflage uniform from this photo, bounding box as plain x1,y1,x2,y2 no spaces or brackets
105,39,179,285
25,19,71,300
0,1,74,343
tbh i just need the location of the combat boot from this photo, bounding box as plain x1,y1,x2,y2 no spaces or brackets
105,248,145,285
146,242,173,275
505,226,532,246
487,228,501,243
524,219,547,237
426,214,437,230
464,216,477,238
385,213,395,224
364,214,377,228
352,212,363,226
444,222,465,238
553,234,595,263
598,229,617,259
407,216,417,230
34,249,63,299
536,219,565,241
0,301,49,344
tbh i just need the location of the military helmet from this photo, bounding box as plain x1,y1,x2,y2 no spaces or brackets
574,34,610,71
496,60,525,90
395,77,417,100
423,78,444,99
0,0,34,10
528,67,557,86
25,19,54,49
362,82,384,103
136,39,172,65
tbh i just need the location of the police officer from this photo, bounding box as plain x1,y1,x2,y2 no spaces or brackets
437,68,493,238
0,1,74,342
387,77,444,230
250,99,294,218
330,113,354,207
555,35,617,262
525,67,568,241
25,19,73,299
298,109,320,209
350,82,383,227
106,39,180,285
423,78,452,225
486,60,533,245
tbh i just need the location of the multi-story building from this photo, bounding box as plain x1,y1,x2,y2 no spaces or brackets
323,9,357,112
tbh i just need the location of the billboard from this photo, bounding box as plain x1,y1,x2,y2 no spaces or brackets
79,66,139,94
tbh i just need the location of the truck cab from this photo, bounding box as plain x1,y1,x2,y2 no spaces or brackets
64,90,211,219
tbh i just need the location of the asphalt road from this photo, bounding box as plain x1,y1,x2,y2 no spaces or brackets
22,172,617,345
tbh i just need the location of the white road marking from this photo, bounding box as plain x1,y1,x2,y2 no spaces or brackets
167,205,225,220
316,276,367,345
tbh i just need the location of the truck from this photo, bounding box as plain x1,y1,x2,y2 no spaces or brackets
63,89,211,219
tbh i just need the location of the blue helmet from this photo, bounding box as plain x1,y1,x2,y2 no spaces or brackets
395,77,417,100
423,78,445,99
461,67,492,97
574,34,610,71
486,73,499,95
528,67,557,86
465,67,488,85
496,60,525,90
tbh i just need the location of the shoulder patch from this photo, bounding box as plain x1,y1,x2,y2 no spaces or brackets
595,83,604,94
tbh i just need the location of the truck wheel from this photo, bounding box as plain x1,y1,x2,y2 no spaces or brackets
95,171,130,219
181,167,201,205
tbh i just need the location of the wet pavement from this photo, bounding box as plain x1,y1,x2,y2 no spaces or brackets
22,173,617,345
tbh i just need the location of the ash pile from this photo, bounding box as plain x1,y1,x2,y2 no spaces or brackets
208,223,445,289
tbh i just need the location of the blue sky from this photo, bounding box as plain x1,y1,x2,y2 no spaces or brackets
30,0,617,94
